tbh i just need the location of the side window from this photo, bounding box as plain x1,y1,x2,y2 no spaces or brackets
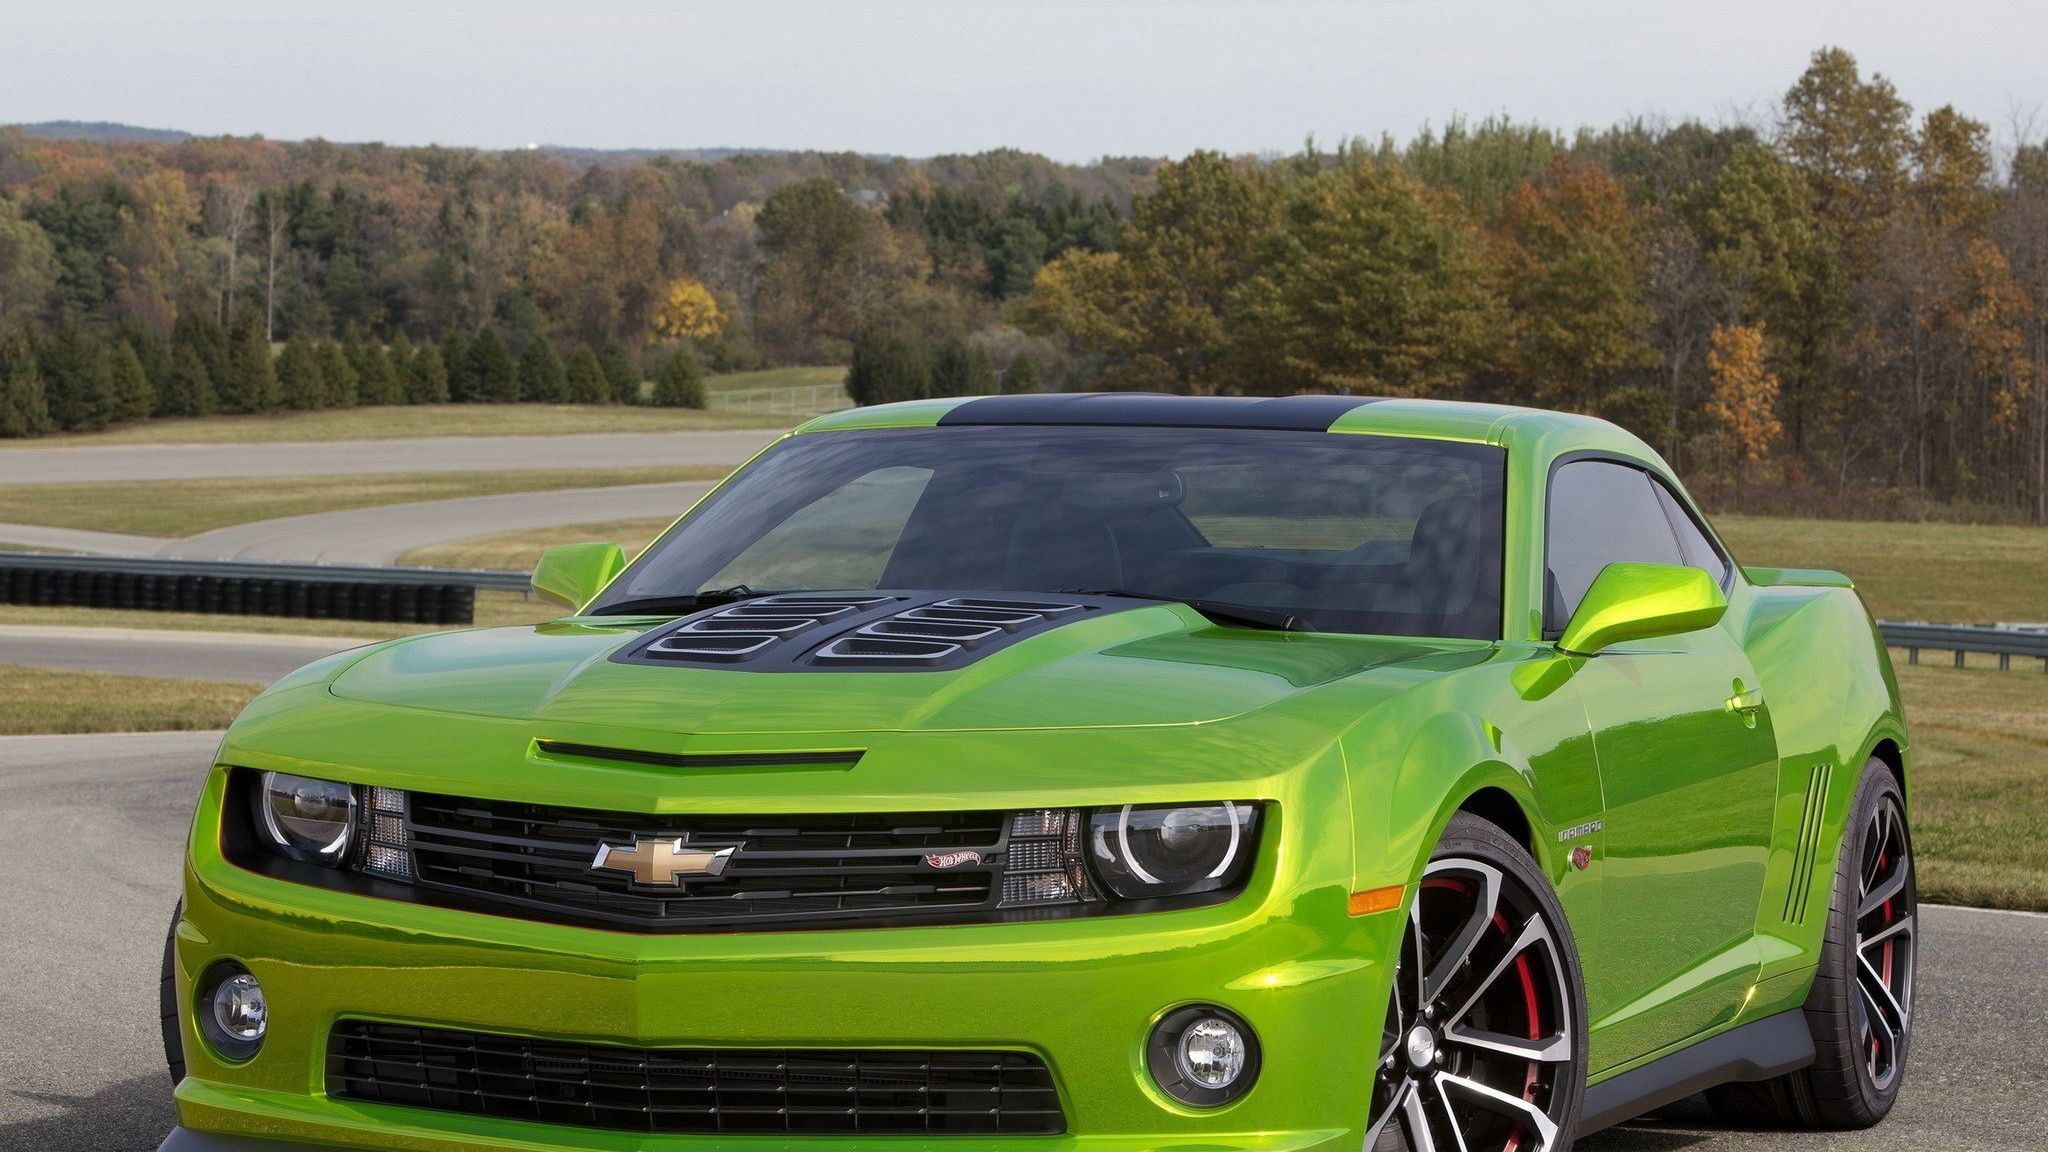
703,466,932,592
1544,460,1683,634
1652,481,1732,586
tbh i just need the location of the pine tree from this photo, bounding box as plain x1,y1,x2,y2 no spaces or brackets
409,344,450,404
844,327,931,406
315,341,357,407
38,319,115,430
651,346,707,408
598,341,640,404
469,325,516,402
347,332,400,405
440,330,473,401
120,325,171,412
0,329,50,438
160,343,215,418
388,332,418,402
171,312,229,399
518,335,567,402
565,346,609,403
276,336,326,410
1001,353,1042,394
218,311,279,413
108,340,154,421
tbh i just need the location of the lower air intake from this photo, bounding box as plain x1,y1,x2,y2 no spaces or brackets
327,1021,1067,1135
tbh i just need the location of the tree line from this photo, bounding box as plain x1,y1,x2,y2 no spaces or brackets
1,48,2045,522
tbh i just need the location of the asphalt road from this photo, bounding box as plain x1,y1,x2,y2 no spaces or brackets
158,479,716,564
0,731,2040,1152
0,429,776,486
0,625,362,683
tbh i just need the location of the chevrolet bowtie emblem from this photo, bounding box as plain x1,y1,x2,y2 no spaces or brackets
591,836,736,886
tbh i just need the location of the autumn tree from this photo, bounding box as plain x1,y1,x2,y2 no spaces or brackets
0,199,59,332
1702,323,1783,507
755,178,918,361
655,278,724,343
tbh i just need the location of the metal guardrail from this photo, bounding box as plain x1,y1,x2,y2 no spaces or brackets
1878,621,2048,671
3,550,2044,664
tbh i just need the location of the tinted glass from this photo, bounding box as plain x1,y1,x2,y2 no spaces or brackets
601,426,1508,639
1653,481,1731,584
1544,460,1683,633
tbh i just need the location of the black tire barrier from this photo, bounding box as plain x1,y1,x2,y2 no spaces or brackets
0,564,477,625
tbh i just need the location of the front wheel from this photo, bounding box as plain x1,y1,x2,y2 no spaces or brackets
1367,812,1588,1152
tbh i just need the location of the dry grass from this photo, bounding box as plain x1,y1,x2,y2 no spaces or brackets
0,466,728,537
400,517,678,570
0,666,261,735
1716,513,2048,624
1893,662,2048,911
14,399,801,448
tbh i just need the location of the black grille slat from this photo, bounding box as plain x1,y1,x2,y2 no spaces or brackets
402,794,1006,931
329,1022,1065,1136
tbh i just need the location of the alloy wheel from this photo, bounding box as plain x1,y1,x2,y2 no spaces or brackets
1367,858,1574,1152
1854,793,1915,1093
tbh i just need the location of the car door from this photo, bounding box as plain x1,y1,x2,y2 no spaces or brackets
1546,458,1779,1071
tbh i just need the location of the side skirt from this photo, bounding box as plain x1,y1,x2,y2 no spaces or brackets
1575,1008,1816,1136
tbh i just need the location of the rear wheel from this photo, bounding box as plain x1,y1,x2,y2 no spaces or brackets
1367,812,1588,1151
1707,757,1915,1128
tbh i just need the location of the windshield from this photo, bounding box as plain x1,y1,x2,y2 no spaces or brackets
595,425,1505,640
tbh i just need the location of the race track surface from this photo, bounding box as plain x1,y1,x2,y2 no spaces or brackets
0,625,363,683
0,731,2038,1152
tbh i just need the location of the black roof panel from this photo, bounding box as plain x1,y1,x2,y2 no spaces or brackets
938,392,1385,431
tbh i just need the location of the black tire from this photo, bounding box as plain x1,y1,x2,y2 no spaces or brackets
1368,811,1589,1151
1707,758,1915,1128
160,901,186,1086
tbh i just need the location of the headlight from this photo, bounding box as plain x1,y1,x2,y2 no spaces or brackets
254,771,356,866
1089,801,1258,900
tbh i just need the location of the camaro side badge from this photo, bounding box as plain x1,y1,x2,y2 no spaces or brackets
1557,819,1603,843
592,837,735,885
924,850,983,870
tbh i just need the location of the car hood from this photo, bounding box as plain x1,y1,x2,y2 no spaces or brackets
324,603,1485,737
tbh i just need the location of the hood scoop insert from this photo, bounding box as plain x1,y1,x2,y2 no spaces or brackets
533,740,864,771
615,592,1114,673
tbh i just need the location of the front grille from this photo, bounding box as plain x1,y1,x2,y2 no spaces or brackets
327,1021,1066,1136
401,793,1075,931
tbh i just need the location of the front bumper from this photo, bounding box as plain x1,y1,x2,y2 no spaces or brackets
171,764,1401,1152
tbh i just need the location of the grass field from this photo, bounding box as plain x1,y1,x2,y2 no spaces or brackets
7,372,838,449
400,516,676,570
0,666,261,735
1716,513,2048,623
1894,663,2048,911
0,466,729,537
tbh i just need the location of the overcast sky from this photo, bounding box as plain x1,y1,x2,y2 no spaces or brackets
2,1,2043,161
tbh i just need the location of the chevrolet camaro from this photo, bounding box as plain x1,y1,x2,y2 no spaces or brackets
159,392,1914,1152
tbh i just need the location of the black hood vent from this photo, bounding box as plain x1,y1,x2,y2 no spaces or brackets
614,592,1117,673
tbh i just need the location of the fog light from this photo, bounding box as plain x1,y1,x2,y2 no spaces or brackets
197,962,266,1061
1148,1005,1259,1107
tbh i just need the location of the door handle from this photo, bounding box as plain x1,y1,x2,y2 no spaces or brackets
1725,680,1765,726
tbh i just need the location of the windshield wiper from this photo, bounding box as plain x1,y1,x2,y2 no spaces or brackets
1064,588,1306,633
586,585,783,617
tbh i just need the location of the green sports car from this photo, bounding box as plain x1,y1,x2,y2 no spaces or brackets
160,393,1915,1152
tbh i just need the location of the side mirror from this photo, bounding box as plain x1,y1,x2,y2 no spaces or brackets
530,542,626,611
1557,562,1726,656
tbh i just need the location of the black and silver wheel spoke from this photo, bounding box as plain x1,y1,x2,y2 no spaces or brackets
1365,857,1571,1152
1849,794,1915,1091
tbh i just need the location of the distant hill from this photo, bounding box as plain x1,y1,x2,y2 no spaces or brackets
8,120,192,144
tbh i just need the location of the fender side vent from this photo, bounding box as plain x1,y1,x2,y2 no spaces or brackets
1782,761,1833,923
534,741,863,771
